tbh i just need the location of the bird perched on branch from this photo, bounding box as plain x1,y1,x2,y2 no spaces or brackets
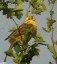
5,16,37,49
4,16,37,62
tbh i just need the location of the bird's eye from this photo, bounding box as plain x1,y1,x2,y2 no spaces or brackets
28,18,30,20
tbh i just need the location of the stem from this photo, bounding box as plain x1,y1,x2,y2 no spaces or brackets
51,26,55,52
12,18,18,28
4,55,7,62
52,25,57,64
51,3,57,64
51,26,57,64
51,4,54,19
12,18,22,40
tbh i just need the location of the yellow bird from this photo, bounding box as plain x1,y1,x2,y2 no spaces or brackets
5,16,37,48
4,16,37,62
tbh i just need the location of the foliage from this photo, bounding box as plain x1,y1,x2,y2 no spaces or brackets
0,0,46,19
43,0,57,64
30,0,46,15
48,0,56,5
47,44,55,54
34,34,45,42
14,43,22,53
9,27,17,32
43,18,56,32
49,62,52,64
0,0,57,64
52,52,57,60
54,41,57,45
5,49,13,57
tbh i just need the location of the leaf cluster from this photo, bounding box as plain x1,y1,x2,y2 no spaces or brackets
30,0,46,15
5,42,39,64
0,0,46,19
48,0,57,5
43,18,56,32
0,0,23,19
47,44,57,60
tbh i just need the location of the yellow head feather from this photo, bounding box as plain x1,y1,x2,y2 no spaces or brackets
24,16,37,28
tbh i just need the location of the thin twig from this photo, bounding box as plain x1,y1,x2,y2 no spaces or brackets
50,3,57,64
52,24,57,64
51,26,56,52
12,18,22,40
12,18,18,28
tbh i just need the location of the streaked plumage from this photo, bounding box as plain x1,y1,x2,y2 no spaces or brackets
5,16,37,48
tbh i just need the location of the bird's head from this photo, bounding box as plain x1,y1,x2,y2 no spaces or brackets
24,16,37,28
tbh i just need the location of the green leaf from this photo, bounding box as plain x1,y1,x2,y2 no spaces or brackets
16,0,23,5
54,41,57,45
24,29,31,42
15,11,23,19
46,18,56,31
42,27,50,32
32,8,42,15
0,5,7,10
13,53,23,63
31,43,38,48
48,0,52,5
47,44,55,54
50,10,54,16
53,52,57,59
10,0,14,4
13,4,23,11
5,49,13,57
46,18,56,30
22,48,39,63
18,54,23,62
25,0,28,2
13,56,19,63
52,0,56,4
7,11,15,18
21,0,24,2
3,8,15,18
14,43,22,53
49,62,52,64
34,48,39,56
9,27,17,32
30,0,46,14
47,18,52,30
3,9,7,15
48,0,56,5
34,34,44,42
29,47,39,56
36,0,46,11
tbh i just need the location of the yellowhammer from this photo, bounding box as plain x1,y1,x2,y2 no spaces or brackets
4,16,37,62
5,16,37,48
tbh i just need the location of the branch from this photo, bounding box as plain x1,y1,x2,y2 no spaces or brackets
38,43,47,46
12,18,22,39
50,3,57,64
12,18,18,28
20,43,47,53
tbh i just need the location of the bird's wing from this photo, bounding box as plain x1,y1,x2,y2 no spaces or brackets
5,23,33,40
